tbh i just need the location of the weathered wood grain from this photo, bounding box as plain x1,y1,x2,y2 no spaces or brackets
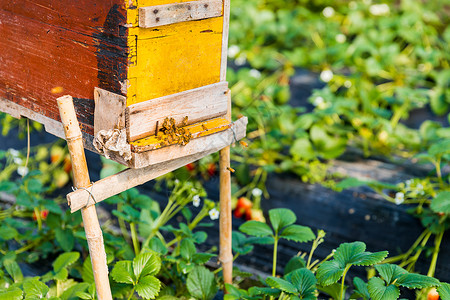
130,116,247,168
94,87,127,135
0,3,128,136
220,0,230,81
139,0,223,28
126,82,228,141
67,117,247,212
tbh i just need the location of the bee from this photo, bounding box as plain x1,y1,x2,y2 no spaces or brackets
227,167,235,173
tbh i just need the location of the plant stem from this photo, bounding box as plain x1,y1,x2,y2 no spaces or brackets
34,207,42,231
272,236,279,277
130,222,140,255
340,265,351,300
427,231,444,277
127,287,136,300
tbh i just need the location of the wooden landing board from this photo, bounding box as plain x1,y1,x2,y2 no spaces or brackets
67,116,247,212
126,82,228,141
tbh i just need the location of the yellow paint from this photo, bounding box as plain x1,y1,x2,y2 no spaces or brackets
131,117,230,151
126,0,223,106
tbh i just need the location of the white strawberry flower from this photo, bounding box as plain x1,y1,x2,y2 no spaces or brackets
395,192,404,205
209,208,220,220
193,195,201,207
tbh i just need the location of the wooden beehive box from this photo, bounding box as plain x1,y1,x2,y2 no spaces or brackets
0,0,247,168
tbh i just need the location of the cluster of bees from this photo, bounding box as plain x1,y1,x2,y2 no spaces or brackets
157,116,192,147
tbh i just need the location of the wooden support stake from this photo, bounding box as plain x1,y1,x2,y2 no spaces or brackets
219,91,233,290
57,96,112,300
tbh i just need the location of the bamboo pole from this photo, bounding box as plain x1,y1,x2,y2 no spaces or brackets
57,95,112,300
219,91,233,290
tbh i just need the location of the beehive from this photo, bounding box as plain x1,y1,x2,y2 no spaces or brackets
0,0,247,168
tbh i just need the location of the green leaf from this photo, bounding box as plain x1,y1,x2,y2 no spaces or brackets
180,239,196,262
431,191,450,214
289,268,317,299
81,257,94,283
192,253,216,265
0,226,18,241
367,277,400,300
333,242,366,266
111,261,135,284
280,225,315,243
239,221,273,237
317,283,344,300
55,228,75,252
61,282,89,300
336,177,372,190
352,251,388,266
0,288,23,300
290,138,316,160
396,273,440,289
437,282,450,299
53,268,69,281
284,256,306,275
269,208,296,234
316,260,344,286
248,286,280,297
149,238,168,255
133,252,161,279
186,266,218,300
135,276,161,299
24,279,49,299
266,277,297,294
353,277,370,300
75,292,92,300
27,179,43,193
4,259,23,283
53,252,80,273
232,231,254,255
375,264,407,285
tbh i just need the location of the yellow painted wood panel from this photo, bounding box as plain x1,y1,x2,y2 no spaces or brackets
125,0,223,106
127,17,223,106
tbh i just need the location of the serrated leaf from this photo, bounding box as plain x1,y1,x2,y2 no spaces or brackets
284,256,306,275
231,231,254,255
134,252,161,279
53,252,79,273
192,253,216,265
193,231,207,244
0,226,18,241
367,277,400,300
333,242,366,266
352,251,388,266
55,228,75,252
136,276,161,299
265,277,297,293
289,268,317,298
149,238,168,255
75,292,92,300
4,259,23,283
186,266,218,300
61,282,89,300
248,286,280,297
24,279,49,299
353,277,370,300
396,273,440,289
375,264,407,285
437,282,450,299
280,225,315,243
239,221,273,237
431,191,450,214
81,257,94,283
316,260,344,286
269,208,296,234
53,268,69,281
0,287,23,300
111,261,135,284
180,239,196,262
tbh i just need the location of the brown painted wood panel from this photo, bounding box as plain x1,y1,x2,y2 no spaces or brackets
0,2,128,135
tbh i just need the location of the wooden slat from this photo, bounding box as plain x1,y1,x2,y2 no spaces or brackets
130,117,231,153
220,0,230,81
126,82,228,142
138,0,223,28
130,116,247,168
67,116,247,212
